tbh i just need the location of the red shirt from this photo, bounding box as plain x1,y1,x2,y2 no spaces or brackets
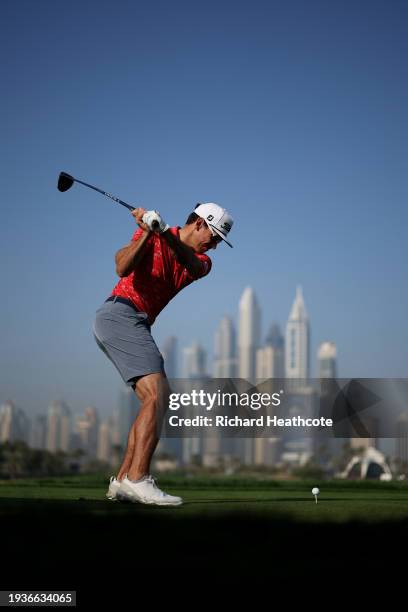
111,227,212,324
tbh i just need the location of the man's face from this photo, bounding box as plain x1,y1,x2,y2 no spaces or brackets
193,218,222,253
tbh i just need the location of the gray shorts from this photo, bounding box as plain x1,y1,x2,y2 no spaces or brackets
93,297,165,386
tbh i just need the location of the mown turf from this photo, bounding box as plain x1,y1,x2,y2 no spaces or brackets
1,476,407,522
1,476,406,602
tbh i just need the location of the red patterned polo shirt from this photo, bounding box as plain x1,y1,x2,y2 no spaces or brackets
110,226,212,324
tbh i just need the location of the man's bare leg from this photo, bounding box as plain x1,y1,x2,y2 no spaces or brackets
116,419,137,481
117,372,169,481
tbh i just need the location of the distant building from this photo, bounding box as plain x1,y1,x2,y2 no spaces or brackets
162,336,177,379
265,323,284,351
74,406,99,457
237,287,262,465
279,386,317,465
202,430,222,468
254,324,285,465
97,419,114,464
182,342,207,379
238,287,261,382
0,401,29,443
182,436,202,466
256,322,284,379
285,286,310,380
214,315,236,378
30,414,47,449
254,437,282,466
256,345,285,379
318,342,337,378
395,414,408,463
46,401,71,453
0,402,15,442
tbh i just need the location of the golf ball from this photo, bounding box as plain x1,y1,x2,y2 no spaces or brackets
312,487,320,496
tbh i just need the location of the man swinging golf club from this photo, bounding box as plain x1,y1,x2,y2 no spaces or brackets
93,203,234,506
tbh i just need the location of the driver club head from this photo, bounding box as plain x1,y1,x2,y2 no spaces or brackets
58,172,75,192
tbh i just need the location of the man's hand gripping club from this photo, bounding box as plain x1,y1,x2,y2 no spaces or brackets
142,210,169,234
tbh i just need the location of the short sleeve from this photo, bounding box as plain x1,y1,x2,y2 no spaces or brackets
131,227,155,249
131,227,145,241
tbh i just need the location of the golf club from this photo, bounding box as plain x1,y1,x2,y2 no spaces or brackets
57,171,159,229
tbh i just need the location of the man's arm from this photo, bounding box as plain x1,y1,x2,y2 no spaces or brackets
161,229,204,279
115,230,151,277
115,208,151,277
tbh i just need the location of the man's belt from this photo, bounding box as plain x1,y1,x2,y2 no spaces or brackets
105,296,139,312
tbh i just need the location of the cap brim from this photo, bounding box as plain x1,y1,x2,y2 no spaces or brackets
208,223,233,248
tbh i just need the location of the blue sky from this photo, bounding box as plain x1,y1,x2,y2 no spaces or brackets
1,0,407,418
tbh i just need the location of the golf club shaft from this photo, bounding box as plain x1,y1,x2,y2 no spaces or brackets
59,172,160,230
72,178,135,212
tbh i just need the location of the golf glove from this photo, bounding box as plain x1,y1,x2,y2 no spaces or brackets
142,210,169,233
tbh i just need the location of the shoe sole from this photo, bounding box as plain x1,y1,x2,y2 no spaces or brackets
116,491,132,503
121,488,182,507
106,489,131,502
139,499,183,507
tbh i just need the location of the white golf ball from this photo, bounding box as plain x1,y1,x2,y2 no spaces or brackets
312,487,320,496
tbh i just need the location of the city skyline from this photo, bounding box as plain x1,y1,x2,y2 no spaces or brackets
2,277,405,469
2,380,405,470
1,285,337,418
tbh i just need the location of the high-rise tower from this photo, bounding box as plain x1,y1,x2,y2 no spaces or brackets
238,287,261,382
317,342,337,378
214,316,236,378
285,286,310,380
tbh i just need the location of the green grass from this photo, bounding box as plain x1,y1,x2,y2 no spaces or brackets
2,474,407,595
1,474,408,523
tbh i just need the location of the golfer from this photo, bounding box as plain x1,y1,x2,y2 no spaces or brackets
93,203,234,506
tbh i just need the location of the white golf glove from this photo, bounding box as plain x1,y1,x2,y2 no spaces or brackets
142,210,169,233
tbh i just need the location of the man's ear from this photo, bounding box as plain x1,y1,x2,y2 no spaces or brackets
195,217,205,230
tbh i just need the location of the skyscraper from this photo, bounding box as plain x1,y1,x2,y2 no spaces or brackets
97,418,114,464
0,402,13,443
46,401,71,453
0,401,29,444
266,323,284,350
30,414,47,449
285,286,310,380
395,414,408,464
162,336,177,379
238,287,261,382
74,406,99,457
182,342,207,379
238,287,261,465
318,342,337,378
214,315,236,378
256,323,285,379
256,346,285,379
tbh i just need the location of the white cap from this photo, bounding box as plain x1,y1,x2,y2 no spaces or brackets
194,203,234,248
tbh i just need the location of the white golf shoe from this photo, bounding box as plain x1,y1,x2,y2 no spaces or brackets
106,476,121,501
106,476,133,502
118,475,183,507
